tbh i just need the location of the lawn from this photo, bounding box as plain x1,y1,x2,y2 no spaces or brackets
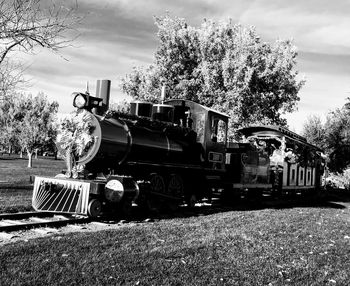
0,188,33,213
0,155,65,184
0,155,65,212
1,156,350,285
0,199,349,285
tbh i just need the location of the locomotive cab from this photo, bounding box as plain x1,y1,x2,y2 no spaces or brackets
165,99,229,170
205,112,228,170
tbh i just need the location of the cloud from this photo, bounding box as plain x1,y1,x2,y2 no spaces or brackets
286,69,350,132
299,52,350,75
17,0,350,133
236,0,350,55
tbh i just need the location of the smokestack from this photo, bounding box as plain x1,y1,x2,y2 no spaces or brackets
95,79,111,115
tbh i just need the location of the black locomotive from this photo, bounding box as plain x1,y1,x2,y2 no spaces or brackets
32,80,324,217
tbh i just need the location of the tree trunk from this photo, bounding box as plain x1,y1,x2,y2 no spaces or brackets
20,147,24,158
27,151,33,168
35,149,38,159
8,145,12,156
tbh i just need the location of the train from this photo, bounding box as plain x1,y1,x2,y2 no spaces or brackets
32,80,325,217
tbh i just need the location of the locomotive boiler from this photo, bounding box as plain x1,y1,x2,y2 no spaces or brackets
32,79,325,217
80,108,206,175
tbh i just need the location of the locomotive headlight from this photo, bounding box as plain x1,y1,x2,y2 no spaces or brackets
104,179,125,203
73,93,87,108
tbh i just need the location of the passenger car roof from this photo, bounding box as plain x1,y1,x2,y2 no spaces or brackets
238,125,321,151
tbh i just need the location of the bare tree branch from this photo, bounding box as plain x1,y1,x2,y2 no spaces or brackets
0,0,82,99
0,0,82,65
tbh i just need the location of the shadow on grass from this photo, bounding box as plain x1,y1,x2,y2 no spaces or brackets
0,156,27,161
263,197,348,210
322,190,350,202
0,154,60,161
0,205,33,213
101,193,350,224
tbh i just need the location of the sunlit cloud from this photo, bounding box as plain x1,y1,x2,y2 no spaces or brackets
19,0,350,132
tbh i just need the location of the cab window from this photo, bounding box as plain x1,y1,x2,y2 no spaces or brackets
193,112,205,142
211,116,227,143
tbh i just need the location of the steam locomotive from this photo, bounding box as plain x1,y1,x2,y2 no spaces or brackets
32,80,324,217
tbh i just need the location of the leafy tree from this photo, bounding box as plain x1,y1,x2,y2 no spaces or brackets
302,115,326,149
0,0,79,156
121,65,162,102
109,99,131,113
14,92,58,167
323,103,350,172
40,118,59,158
0,92,21,153
301,99,350,173
154,16,201,102
121,15,305,133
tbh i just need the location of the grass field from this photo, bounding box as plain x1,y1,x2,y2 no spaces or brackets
0,188,33,213
0,156,65,212
0,199,350,285
0,155,65,184
1,156,350,285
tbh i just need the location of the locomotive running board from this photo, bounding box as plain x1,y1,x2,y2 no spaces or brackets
32,176,91,215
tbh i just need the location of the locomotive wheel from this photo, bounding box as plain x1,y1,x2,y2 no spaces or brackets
147,174,166,213
167,174,184,197
165,174,184,211
150,174,166,194
87,199,102,218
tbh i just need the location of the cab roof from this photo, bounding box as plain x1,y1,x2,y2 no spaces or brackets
165,99,230,119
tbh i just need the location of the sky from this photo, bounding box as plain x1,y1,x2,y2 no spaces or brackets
21,0,350,133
